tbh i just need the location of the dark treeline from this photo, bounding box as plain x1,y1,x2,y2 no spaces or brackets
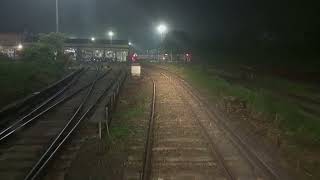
162,29,319,71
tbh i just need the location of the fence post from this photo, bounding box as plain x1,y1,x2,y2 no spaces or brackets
113,93,116,108
105,106,110,138
99,119,102,139
117,83,120,94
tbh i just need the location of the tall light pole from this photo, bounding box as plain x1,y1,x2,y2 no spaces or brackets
108,31,114,61
56,0,59,32
108,31,114,44
157,24,167,42
156,24,168,62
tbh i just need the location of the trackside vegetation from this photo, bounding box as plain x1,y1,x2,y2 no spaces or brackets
165,65,320,143
0,33,70,108
162,63,320,178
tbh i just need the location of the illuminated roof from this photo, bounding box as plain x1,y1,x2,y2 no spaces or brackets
64,38,129,49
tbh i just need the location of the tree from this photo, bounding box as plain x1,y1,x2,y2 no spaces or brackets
22,33,66,63
163,30,193,53
38,32,65,54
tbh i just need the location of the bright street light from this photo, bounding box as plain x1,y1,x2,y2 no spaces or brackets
128,42,132,46
157,24,168,35
91,37,95,41
17,43,23,50
156,23,168,62
157,24,168,42
108,31,114,39
108,31,114,45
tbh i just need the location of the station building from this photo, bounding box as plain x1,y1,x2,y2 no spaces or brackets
64,38,129,62
0,33,24,59
0,34,130,62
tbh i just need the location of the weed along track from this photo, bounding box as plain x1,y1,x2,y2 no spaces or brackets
141,78,156,180
142,66,291,180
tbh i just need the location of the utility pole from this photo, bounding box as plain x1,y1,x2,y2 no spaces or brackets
56,0,59,33
158,32,163,62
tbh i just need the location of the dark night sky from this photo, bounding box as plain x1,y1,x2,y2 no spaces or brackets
1,0,319,48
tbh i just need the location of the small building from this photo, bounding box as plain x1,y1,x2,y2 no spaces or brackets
0,33,130,62
0,33,24,59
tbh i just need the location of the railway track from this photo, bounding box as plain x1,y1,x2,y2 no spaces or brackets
43,66,128,180
0,68,102,142
0,69,83,129
141,66,289,180
157,66,291,179
0,69,86,142
142,79,156,180
0,65,127,180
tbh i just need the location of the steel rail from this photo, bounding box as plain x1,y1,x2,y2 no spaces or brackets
174,79,236,180
141,80,156,180
157,71,236,180
25,69,126,180
0,70,84,139
0,68,84,121
24,70,100,180
0,69,111,143
155,65,281,180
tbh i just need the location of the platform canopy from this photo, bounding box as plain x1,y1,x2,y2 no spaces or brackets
64,38,129,50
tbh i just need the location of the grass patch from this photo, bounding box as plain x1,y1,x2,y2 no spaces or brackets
0,59,65,108
108,124,131,141
164,64,320,146
159,63,320,177
0,33,72,108
113,106,145,120
107,84,150,142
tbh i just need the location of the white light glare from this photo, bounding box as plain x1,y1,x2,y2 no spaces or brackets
108,31,114,37
157,24,168,34
17,44,23,50
91,37,95,41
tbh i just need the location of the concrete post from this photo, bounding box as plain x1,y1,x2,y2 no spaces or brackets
105,106,110,137
113,93,116,108
98,120,102,139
